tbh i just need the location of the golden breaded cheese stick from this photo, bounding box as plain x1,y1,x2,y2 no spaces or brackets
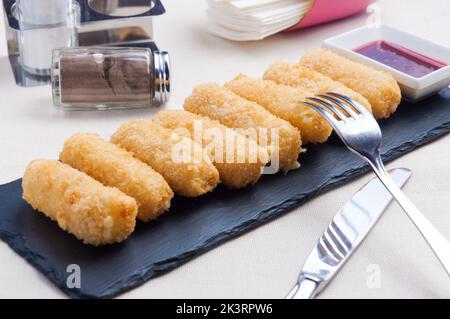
111,120,220,197
60,133,174,222
183,83,303,172
22,159,137,246
225,74,332,144
263,61,372,113
153,110,269,188
299,49,401,119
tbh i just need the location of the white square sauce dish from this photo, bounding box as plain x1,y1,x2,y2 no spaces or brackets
323,23,450,102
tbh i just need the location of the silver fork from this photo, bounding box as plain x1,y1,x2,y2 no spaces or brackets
304,92,450,276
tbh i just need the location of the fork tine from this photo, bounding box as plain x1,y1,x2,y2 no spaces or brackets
306,97,348,122
326,92,372,116
302,100,341,129
317,94,359,119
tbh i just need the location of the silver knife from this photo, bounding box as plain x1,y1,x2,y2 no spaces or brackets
286,168,412,299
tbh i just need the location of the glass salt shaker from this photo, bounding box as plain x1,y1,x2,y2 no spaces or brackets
51,47,170,110
17,0,79,76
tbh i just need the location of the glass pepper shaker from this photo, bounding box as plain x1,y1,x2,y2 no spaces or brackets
51,47,170,110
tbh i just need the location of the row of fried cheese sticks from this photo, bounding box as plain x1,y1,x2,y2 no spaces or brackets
22,49,402,246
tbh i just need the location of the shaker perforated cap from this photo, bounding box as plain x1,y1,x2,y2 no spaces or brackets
153,51,171,104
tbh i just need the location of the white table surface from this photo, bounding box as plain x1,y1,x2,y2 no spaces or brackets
1,0,450,299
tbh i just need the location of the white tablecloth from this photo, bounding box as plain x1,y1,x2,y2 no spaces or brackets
0,0,449,298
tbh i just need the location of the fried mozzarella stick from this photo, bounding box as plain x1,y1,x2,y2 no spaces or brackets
60,133,174,222
225,74,332,144
22,159,137,246
111,120,220,197
153,110,269,188
263,61,372,113
299,49,401,119
184,83,303,172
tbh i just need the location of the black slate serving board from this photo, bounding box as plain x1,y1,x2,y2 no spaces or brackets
1,88,450,298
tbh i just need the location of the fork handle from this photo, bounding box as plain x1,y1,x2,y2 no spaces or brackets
368,154,450,276
286,275,320,299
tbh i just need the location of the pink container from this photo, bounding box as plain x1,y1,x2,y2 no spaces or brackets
288,0,376,31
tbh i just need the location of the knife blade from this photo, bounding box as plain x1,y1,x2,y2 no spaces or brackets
286,168,412,299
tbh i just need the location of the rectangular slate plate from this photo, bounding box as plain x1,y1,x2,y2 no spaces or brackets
1,88,450,298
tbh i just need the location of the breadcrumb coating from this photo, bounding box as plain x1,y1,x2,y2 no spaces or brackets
22,159,137,246
153,110,269,188
300,49,401,119
263,61,372,113
183,83,303,172
225,74,333,144
60,133,174,222
111,120,220,197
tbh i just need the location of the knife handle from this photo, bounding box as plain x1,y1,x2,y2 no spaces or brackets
286,275,320,299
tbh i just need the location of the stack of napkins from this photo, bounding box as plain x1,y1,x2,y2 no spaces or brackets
206,0,312,41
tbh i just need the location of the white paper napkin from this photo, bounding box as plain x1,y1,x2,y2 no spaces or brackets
206,0,312,41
